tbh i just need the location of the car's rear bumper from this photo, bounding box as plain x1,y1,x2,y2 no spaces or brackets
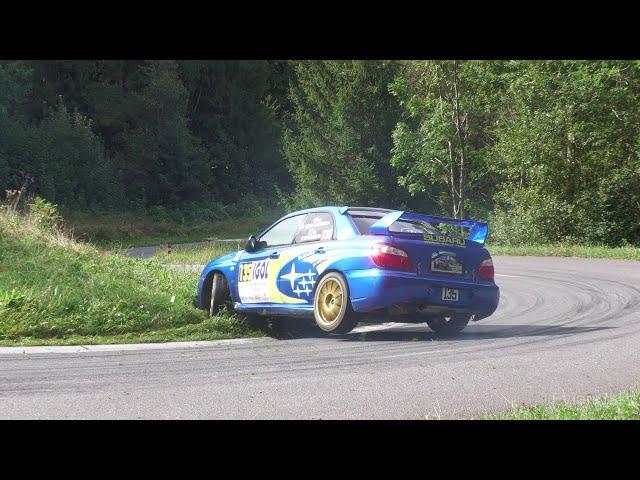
344,268,499,319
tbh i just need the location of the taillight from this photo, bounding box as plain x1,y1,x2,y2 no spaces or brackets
371,243,413,271
478,257,494,280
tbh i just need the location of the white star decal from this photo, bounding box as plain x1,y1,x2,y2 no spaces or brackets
280,264,318,297
281,263,307,290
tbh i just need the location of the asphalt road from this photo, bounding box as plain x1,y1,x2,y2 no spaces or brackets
2,255,640,419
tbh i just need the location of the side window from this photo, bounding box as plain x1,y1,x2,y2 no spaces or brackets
293,212,334,244
259,215,306,248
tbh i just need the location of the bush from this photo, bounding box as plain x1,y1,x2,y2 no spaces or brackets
489,188,576,246
28,196,61,229
0,98,125,211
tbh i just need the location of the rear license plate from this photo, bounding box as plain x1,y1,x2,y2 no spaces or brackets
442,287,459,301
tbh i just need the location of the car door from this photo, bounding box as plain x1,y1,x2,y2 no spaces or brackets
275,212,336,305
236,214,306,305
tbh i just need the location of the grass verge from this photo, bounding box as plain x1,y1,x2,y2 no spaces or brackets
489,243,640,261
65,209,278,248
487,388,640,419
0,311,265,347
0,199,263,346
152,242,241,265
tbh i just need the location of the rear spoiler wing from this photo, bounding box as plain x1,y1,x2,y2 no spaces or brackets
368,211,489,245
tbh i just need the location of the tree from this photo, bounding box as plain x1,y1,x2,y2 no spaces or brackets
283,60,402,207
114,60,207,206
390,60,499,219
180,60,290,204
35,98,124,208
2,60,293,210
0,61,33,190
489,60,640,245
0,61,32,118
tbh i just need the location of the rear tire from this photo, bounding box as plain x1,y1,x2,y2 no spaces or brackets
209,272,232,316
426,313,471,337
313,272,357,334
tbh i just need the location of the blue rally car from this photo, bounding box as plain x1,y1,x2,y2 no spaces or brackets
197,207,499,336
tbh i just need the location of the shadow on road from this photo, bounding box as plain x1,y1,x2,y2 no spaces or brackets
269,320,613,342
346,324,613,342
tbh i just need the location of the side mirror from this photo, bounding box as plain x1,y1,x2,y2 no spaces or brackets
245,235,258,252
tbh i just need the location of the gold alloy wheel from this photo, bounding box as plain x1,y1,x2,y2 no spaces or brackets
316,278,344,325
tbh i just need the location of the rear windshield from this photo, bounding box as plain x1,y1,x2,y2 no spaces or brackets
389,220,441,235
349,214,445,236
349,215,383,235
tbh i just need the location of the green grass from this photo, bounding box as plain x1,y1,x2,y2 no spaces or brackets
0,202,263,346
0,311,265,346
65,210,277,248
152,242,242,265
489,243,640,261
488,387,640,419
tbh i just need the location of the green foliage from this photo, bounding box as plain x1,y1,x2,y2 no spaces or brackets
113,60,209,206
283,60,402,207
153,242,241,266
0,289,28,310
489,387,640,420
0,61,32,117
0,60,292,213
1,60,640,247
488,188,576,245
65,203,281,247
391,61,505,219
490,60,640,246
0,199,258,344
389,60,640,245
28,196,61,229
180,60,290,203
0,95,124,209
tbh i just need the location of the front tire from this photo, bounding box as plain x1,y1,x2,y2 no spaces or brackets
426,313,471,337
313,272,357,334
209,272,232,316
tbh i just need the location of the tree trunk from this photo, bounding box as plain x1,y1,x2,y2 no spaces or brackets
447,140,459,218
451,60,466,220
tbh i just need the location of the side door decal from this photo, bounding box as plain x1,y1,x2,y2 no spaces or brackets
237,258,271,303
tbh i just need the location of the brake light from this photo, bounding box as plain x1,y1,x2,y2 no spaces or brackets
478,257,494,280
371,243,413,271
